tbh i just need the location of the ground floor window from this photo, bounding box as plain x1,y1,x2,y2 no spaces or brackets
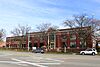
70,42,76,48
80,41,86,48
50,43,54,49
62,42,67,48
22,44,26,48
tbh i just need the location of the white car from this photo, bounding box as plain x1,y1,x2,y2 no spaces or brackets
80,48,97,55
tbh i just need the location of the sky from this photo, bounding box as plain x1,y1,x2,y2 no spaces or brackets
0,0,100,36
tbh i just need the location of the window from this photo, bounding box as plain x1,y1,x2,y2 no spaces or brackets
61,35,67,40
62,42,67,48
70,34,76,40
51,43,54,49
49,33,54,42
80,41,86,48
93,49,95,51
70,42,76,48
86,48,92,51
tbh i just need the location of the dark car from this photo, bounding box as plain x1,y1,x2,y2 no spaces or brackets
32,48,44,53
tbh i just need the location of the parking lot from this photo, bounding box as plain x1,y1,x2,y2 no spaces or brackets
0,51,100,67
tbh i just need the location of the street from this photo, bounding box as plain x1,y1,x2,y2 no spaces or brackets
0,51,100,67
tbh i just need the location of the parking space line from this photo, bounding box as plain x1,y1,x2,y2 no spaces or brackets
0,61,28,66
38,63,61,65
45,58,64,62
12,58,48,67
0,61,20,63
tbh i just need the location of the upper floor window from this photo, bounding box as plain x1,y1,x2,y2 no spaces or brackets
61,34,67,40
70,34,76,40
49,33,55,42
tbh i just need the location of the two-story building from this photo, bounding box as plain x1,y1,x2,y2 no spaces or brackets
6,26,93,52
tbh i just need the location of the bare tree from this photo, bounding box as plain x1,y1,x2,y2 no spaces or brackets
11,24,31,48
63,14,100,48
36,23,58,41
36,23,58,32
64,14,100,31
0,29,6,41
11,24,31,36
36,23,59,49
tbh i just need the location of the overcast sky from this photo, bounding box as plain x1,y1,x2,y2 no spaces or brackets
0,0,100,36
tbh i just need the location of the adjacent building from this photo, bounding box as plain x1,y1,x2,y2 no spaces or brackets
6,36,26,48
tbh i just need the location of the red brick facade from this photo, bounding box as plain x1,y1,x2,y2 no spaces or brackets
6,27,92,52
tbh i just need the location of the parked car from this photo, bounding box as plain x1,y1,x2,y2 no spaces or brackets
80,48,97,55
32,48,44,53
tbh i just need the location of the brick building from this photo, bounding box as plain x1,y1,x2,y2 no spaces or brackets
96,36,100,46
6,36,26,48
6,26,93,52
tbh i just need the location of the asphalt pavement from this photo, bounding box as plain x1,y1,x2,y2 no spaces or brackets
0,51,100,67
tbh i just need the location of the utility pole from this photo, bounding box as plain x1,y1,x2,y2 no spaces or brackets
28,33,30,51
54,32,56,49
48,33,49,49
